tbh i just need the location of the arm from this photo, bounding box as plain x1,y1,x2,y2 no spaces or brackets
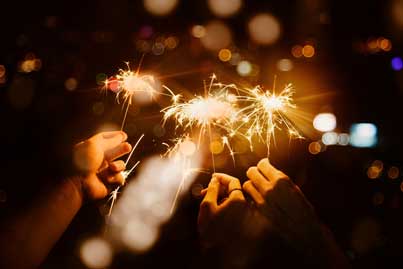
0,131,131,269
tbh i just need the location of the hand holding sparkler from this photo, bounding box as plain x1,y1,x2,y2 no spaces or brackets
243,158,350,269
71,131,132,200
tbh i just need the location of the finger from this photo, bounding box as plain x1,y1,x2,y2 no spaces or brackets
202,177,220,207
105,172,125,186
105,142,132,161
242,180,265,206
213,173,244,199
109,160,126,173
246,166,271,195
100,131,128,151
101,131,128,139
257,158,289,182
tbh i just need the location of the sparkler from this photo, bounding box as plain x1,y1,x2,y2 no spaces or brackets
106,134,144,218
161,75,239,168
235,83,304,155
104,62,158,130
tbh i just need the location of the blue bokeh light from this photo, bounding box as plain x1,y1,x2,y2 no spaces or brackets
349,123,377,148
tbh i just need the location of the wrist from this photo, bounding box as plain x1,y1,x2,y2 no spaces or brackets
66,176,85,204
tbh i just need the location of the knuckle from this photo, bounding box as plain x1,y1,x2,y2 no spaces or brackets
242,180,252,190
262,185,273,197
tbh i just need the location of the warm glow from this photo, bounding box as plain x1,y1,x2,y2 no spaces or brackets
218,48,232,62
248,13,281,45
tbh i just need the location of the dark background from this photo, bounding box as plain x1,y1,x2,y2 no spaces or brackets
1,0,403,268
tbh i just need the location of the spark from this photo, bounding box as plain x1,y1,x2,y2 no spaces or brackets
104,62,158,130
161,75,238,168
107,134,144,218
235,83,304,154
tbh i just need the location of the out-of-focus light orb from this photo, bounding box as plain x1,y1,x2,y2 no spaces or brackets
200,21,232,51
391,57,403,71
122,218,158,252
367,166,381,179
308,141,322,155
237,60,252,76
372,160,384,172
248,13,281,45
322,132,338,145
164,36,179,49
276,58,293,72
313,113,337,132
388,166,400,179
65,78,78,91
210,140,224,154
152,42,165,55
291,45,303,58
350,123,377,148
378,38,392,51
302,45,315,58
179,140,196,156
143,0,178,16
218,48,232,62
80,237,113,269
392,0,403,28
337,133,350,146
207,0,242,18
192,25,206,38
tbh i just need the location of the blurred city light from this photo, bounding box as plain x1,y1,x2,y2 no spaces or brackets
313,113,337,132
337,133,350,146
80,237,113,269
191,25,206,38
322,132,338,145
308,141,322,155
248,13,281,45
218,48,232,62
237,60,252,76
302,44,315,58
391,56,403,71
350,123,377,148
291,45,303,58
387,166,400,179
276,58,293,71
143,0,178,16
200,21,232,50
207,0,242,18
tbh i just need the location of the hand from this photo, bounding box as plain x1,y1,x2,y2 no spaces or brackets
243,158,350,268
71,131,132,201
198,173,247,248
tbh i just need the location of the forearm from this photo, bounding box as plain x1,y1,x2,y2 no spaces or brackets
0,177,83,269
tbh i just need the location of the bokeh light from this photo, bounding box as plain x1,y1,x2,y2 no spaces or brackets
387,166,400,179
291,45,303,58
308,141,322,155
313,113,337,132
80,237,113,269
337,133,350,146
350,123,377,148
179,140,196,156
302,45,315,58
276,58,293,71
248,13,281,45
64,78,78,91
143,0,178,16
207,0,242,18
391,56,403,71
236,60,252,76
192,25,206,38
322,132,338,145
218,48,232,62
200,21,232,51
